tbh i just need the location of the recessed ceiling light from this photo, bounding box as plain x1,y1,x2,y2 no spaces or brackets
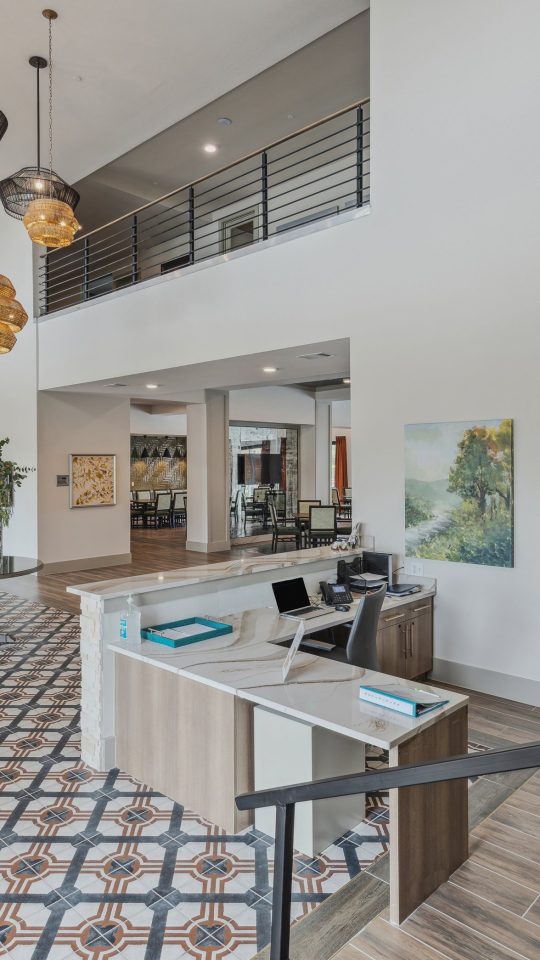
146,383,159,389
203,143,218,154
263,366,278,373
343,377,351,384
217,117,232,126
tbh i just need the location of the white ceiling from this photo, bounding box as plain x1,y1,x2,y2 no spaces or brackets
51,339,351,404
75,12,370,230
0,0,368,187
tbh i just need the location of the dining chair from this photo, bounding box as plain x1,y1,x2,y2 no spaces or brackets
172,492,187,527
148,492,172,527
297,499,321,519
344,487,352,501
268,501,302,553
136,490,152,501
308,505,337,546
331,487,341,508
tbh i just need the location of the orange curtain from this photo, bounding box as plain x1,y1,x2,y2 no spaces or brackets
335,436,348,500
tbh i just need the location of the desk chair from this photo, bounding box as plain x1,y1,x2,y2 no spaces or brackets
308,505,337,546
343,585,387,668
268,501,302,552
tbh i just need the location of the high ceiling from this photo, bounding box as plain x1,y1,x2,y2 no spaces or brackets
75,11,370,230
0,0,368,193
51,339,351,405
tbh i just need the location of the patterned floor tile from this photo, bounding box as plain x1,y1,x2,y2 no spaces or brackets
0,590,401,959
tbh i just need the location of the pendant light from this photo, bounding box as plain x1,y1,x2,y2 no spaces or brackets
23,11,80,247
0,325,16,355
0,276,28,335
0,11,80,247
0,112,7,143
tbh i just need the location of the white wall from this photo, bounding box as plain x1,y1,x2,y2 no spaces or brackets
38,392,131,569
229,386,315,425
130,406,187,436
0,220,37,556
36,1,540,701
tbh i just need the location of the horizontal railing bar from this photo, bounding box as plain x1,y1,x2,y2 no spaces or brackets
268,158,357,206
193,180,262,218
268,132,358,181
43,250,134,294
267,120,357,166
45,96,369,253
194,228,262,260
194,164,262,202
269,175,357,216
268,188,358,230
237,741,540,811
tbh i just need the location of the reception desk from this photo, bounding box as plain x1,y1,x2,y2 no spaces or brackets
69,548,468,924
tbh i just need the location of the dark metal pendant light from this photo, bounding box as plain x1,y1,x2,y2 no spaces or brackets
0,11,80,229
0,112,7,143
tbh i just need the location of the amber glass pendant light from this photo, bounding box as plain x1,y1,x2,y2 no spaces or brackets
22,10,80,248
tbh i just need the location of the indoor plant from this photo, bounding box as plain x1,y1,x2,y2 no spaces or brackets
0,438,33,559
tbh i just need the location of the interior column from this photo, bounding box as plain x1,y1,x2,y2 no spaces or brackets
315,399,332,503
186,391,230,552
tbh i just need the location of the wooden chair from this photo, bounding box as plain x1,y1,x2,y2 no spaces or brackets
148,492,172,527
172,492,187,527
268,501,302,553
308,505,337,546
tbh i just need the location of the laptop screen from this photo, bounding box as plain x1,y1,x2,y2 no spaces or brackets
272,577,310,613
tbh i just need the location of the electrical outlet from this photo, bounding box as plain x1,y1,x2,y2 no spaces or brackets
408,561,424,577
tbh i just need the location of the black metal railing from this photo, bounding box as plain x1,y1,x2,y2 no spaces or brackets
38,99,370,315
236,741,540,960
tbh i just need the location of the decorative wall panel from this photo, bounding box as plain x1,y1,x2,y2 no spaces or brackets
130,435,187,491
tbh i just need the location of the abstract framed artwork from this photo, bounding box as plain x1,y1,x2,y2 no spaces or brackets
70,454,116,508
405,419,513,568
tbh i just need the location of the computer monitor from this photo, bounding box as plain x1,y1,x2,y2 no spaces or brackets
272,577,310,614
362,551,393,584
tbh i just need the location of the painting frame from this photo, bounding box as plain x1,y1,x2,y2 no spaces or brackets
405,419,514,568
69,454,117,509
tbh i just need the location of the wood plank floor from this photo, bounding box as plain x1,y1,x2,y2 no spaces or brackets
332,771,540,960
0,527,265,614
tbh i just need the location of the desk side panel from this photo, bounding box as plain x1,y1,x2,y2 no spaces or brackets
115,654,252,832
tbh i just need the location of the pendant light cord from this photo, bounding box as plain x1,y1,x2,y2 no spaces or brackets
48,15,53,193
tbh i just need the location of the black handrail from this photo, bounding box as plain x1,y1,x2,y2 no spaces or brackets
236,741,540,960
38,98,370,315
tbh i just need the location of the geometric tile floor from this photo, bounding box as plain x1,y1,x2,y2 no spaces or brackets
0,592,483,959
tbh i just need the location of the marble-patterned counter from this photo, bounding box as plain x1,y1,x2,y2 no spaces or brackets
109,597,460,752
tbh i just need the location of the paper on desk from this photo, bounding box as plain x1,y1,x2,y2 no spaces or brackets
159,624,215,641
282,620,305,683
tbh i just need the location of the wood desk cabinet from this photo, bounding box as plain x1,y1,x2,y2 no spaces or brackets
377,597,433,680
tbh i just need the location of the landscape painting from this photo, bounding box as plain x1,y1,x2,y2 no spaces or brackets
405,420,513,567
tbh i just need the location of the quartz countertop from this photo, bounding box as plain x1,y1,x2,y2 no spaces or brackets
109,591,462,752
67,546,363,601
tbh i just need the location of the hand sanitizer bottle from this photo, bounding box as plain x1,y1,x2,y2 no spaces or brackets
119,595,142,644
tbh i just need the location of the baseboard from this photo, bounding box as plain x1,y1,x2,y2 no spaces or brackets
431,657,540,707
186,539,231,553
41,553,132,574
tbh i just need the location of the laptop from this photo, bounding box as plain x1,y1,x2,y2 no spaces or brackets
272,577,327,620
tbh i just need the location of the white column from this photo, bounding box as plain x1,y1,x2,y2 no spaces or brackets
186,391,230,552
315,399,332,503
299,425,316,499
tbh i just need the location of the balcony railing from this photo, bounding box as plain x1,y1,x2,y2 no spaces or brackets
38,99,370,315
236,740,540,960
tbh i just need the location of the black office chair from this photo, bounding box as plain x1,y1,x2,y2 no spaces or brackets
343,584,387,668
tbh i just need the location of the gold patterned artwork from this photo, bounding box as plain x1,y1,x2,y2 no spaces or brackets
70,454,116,508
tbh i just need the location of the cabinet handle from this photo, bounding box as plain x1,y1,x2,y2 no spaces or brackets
384,613,404,623
409,621,415,657
399,623,407,658
413,604,431,613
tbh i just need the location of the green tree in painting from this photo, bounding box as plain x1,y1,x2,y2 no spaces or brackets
448,426,499,516
408,420,513,567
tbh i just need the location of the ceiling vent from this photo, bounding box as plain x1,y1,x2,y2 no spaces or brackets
104,382,128,388
296,352,334,360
